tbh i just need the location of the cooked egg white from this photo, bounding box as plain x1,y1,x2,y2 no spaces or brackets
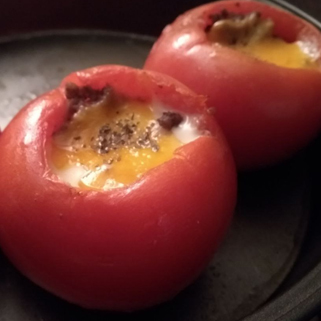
50,97,202,190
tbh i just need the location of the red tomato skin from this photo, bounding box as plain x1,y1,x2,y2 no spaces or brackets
144,0,321,170
0,65,236,311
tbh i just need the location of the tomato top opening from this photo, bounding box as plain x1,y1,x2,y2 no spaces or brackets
50,83,204,190
205,7,320,69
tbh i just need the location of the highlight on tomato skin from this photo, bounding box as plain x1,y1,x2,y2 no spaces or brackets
0,65,237,311
144,0,321,170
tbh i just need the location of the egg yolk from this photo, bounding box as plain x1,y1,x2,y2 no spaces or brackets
232,38,319,69
50,93,182,190
207,11,319,69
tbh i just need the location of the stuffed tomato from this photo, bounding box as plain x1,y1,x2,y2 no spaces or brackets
144,0,321,170
0,65,236,311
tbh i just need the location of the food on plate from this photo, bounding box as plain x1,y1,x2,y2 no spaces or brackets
144,0,321,170
52,83,194,190
0,65,237,311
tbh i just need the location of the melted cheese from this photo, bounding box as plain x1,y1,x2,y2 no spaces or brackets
50,98,199,190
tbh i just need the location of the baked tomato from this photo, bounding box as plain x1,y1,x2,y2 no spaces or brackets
0,65,236,311
144,0,321,170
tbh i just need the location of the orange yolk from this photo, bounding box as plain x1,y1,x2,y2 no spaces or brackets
50,98,182,190
232,38,319,69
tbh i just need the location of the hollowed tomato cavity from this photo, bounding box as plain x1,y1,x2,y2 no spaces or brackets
207,9,319,69
50,83,201,190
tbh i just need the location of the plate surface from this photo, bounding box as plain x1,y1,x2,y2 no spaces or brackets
0,31,312,321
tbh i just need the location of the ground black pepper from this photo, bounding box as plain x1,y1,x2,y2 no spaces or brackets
64,84,183,166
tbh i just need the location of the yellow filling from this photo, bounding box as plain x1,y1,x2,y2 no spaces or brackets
232,38,319,69
208,11,319,69
51,97,182,190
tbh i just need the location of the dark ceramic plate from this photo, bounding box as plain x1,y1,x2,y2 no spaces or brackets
0,1,321,321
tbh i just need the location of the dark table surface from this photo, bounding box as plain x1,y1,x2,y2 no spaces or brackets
0,0,321,38
278,3,321,320
281,0,321,21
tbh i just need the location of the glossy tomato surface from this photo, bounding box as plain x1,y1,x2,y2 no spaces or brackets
0,65,236,311
144,0,321,170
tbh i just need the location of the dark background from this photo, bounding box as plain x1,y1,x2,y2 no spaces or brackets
290,0,321,20
0,0,321,38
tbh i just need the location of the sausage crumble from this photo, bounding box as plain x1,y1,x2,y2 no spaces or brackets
206,10,274,45
65,83,114,116
157,112,183,130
